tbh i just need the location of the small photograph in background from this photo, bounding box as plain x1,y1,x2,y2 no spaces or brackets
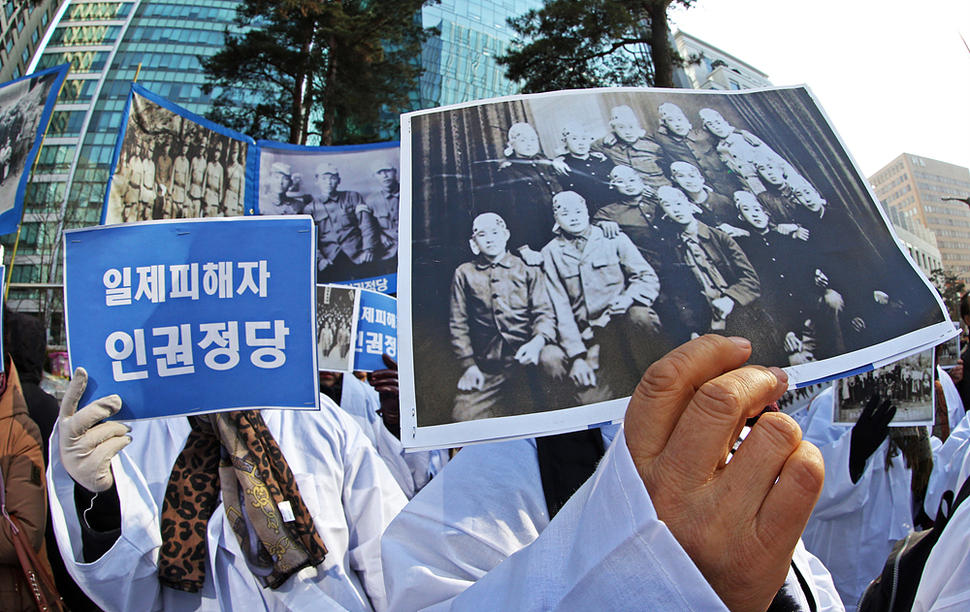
317,284,359,372
834,349,935,427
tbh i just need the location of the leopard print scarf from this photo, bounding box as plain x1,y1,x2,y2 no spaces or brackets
158,411,328,592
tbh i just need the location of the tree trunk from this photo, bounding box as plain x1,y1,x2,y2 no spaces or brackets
289,32,313,144
647,0,673,88
319,34,338,146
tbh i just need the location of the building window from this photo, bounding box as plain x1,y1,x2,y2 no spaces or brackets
48,110,87,137
35,144,76,173
729,80,740,90
16,17,23,32
4,1,14,19
21,48,28,64
31,28,38,44
11,64,20,78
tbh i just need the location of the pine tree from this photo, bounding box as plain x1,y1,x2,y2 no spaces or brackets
201,0,431,145
497,0,695,93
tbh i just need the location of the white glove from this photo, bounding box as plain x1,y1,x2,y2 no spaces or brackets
58,367,131,492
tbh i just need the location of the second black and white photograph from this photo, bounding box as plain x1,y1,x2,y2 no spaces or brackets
257,141,399,293
316,284,359,372
103,85,251,224
834,350,935,427
399,85,953,449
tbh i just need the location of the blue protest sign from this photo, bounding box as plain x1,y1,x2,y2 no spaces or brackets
353,289,397,372
64,217,318,420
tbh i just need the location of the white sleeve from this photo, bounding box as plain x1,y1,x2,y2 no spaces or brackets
938,366,964,431
47,420,169,612
913,497,970,611
925,407,970,516
793,542,845,612
338,379,416,499
381,429,729,612
800,387,846,449
338,407,410,612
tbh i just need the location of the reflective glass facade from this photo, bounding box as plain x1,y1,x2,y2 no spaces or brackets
419,0,541,108
7,0,539,337
5,0,245,333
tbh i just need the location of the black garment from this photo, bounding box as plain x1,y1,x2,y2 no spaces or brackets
537,429,604,519
559,154,616,215
956,344,970,415
487,155,563,253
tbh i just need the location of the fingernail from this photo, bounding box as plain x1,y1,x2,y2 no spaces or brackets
768,366,788,385
728,336,751,349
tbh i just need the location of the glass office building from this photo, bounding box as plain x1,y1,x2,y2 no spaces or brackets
418,0,542,108
4,0,245,336
6,0,541,340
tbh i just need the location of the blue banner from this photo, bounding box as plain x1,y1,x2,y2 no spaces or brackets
255,139,399,294
64,217,318,420
0,63,69,235
354,289,396,372
102,84,257,225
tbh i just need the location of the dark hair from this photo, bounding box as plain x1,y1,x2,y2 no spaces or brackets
961,292,970,320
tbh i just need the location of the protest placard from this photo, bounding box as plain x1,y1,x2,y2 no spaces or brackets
316,284,358,373
256,140,398,293
353,288,397,372
0,63,69,235
64,217,318,420
397,85,955,450
315,285,396,373
102,84,256,224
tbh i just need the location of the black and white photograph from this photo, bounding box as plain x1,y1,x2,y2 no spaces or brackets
0,64,67,231
834,350,935,427
398,86,954,450
316,284,359,373
937,323,961,369
104,85,251,224
257,142,399,292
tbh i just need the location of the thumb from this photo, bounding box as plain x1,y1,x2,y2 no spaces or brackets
382,353,398,371
59,367,89,420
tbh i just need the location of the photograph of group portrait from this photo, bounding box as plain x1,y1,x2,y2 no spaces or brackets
399,85,952,448
257,141,399,292
104,84,252,225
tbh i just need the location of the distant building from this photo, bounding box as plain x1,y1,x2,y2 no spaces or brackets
417,0,543,108
0,0,62,83
881,203,943,278
673,30,772,90
869,153,970,283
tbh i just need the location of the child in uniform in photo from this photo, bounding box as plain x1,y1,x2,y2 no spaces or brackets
658,185,783,365
449,213,559,421
541,191,664,405
553,121,616,215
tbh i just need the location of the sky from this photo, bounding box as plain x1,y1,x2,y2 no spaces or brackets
669,0,970,178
